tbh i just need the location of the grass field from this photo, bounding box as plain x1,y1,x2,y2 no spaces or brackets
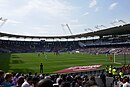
0,52,125,74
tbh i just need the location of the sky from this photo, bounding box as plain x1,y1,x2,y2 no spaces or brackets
0,0,130,37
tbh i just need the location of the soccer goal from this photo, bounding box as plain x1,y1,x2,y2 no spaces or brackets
113,54,130,64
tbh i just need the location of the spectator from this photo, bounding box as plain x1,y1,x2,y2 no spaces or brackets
82,74,89,86
60,81,70,87
32,76,40,87
100,72,106,87
16,76,24,87
2,73,13,87
123,76,130,87
21,76,33,87
117,78,123,87
53,78,63,87
85,76,97,87
72,75,83,87
0,70,4,85
37,79,54,87
12,72,21,85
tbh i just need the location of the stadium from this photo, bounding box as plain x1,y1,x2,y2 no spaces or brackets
0,19,130,73
1,19,130,86
0,0,130,87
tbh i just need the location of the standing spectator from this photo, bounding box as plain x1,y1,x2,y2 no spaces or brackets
40,63,43,73
112,67,118,86
100,72,106,87
119,70,123,78
108,65,113,77
105,65,109,76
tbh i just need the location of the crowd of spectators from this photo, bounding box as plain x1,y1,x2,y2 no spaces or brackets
0,40,79,53
0,39,130,55
79,47,130,54
0,69,130,87
0,70,99,87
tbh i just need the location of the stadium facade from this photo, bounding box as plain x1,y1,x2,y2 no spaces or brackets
0,23,130,53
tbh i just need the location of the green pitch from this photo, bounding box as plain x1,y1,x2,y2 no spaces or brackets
0,52,122,73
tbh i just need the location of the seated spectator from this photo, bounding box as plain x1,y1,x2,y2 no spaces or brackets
123,76,130,87
60,81,70,87
84,81,98,87
53,78,63,87
90,76,97,85
0,70,4,85
72,75,83,87
75,75,83,87
21,76,33,87
37,79,54,87
16,76,24,87
12,72,21,85
84,76,98,87
117,78,123,87
32,76,40,87
82,74,89,86
2,73,13,87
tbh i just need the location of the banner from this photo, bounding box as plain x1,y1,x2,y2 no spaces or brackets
55,64,102,73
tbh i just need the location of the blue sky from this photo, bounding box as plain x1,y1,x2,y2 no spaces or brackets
0,0,130,36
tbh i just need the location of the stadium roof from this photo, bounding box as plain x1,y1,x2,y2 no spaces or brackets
0,23,130,39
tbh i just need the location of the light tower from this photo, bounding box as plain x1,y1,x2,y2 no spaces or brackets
0,17,7,28
110,19,126,27
61,24,73,35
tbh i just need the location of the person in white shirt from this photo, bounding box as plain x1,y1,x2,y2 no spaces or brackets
123,77,130,87
117,78,123,87
22,76,33,87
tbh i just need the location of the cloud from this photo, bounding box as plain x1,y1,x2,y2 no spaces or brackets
70,19,79,24
89,0,97,8
109,2,118,10
83,12,89,16
7,19,22,24
0,0,9,7
13,0,73,17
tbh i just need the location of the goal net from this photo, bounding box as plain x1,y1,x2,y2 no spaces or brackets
113,54,130,64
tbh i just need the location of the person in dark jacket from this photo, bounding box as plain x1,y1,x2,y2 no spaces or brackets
100,72,106,87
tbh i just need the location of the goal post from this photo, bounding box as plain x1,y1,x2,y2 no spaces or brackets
113,53,130,65
113,53,122,64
